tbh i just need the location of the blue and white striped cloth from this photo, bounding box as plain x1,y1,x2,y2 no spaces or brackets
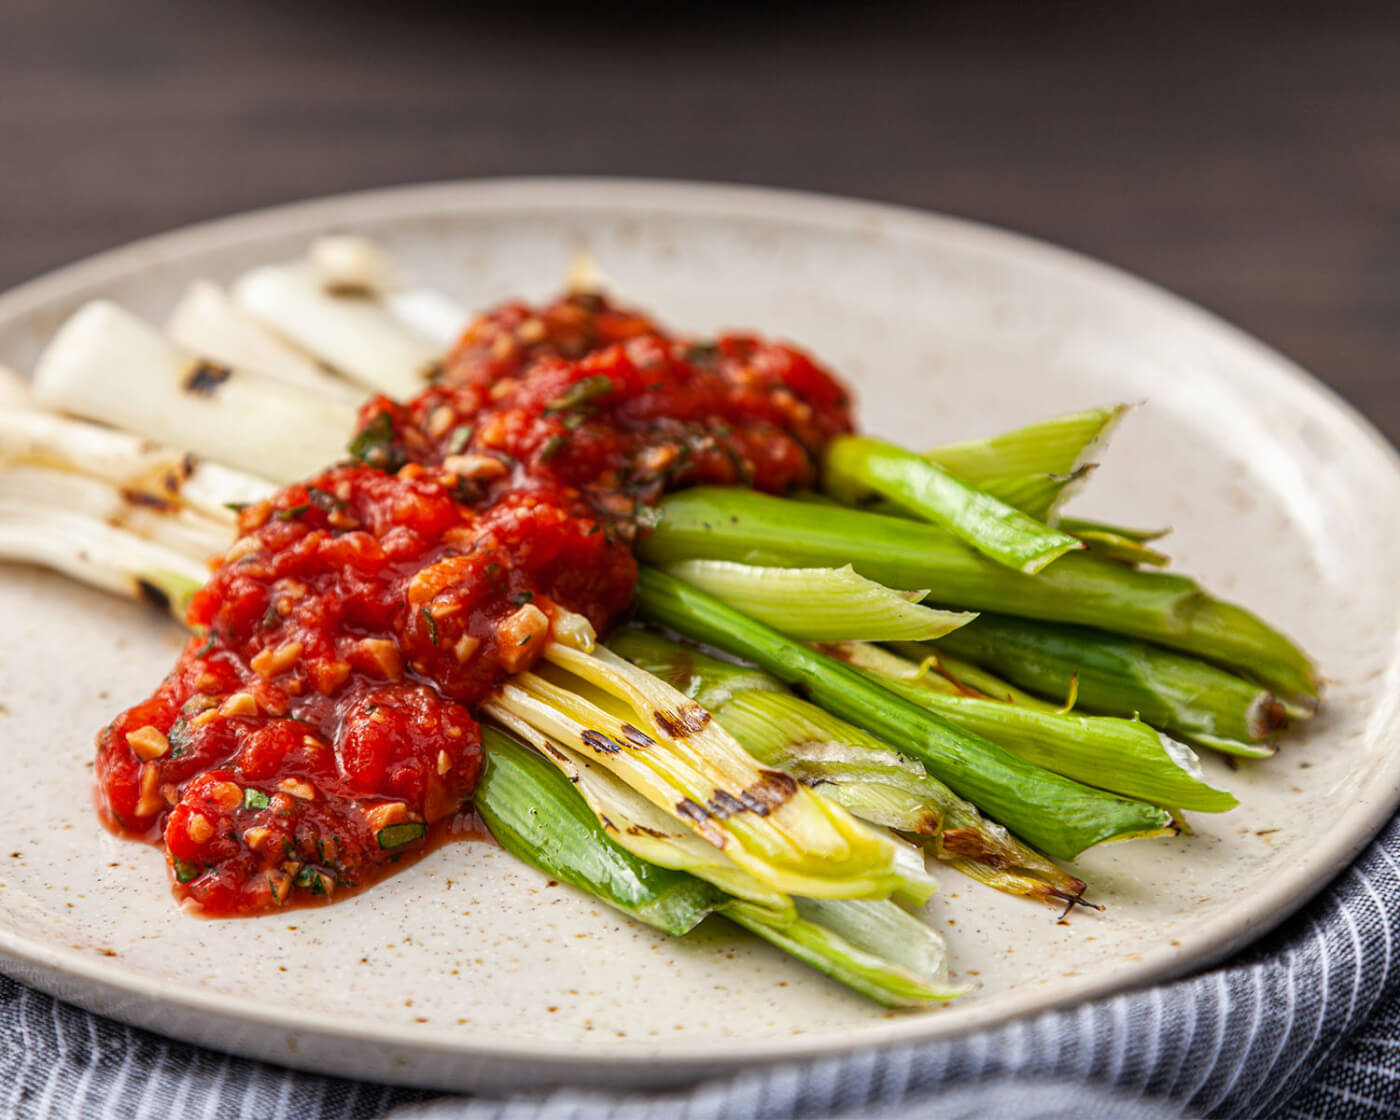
6,814,1400,1119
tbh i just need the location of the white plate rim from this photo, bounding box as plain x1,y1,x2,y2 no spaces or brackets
1,176,1398,1084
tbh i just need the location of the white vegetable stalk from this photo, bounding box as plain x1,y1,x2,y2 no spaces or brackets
233,263,442,400
0,505,206,619
0,466,230,559
384,288,473,350
0,407,272,522
308,235,398,296
166,281,362,403
30,301,356,482
663,560,977,642
305,235,474,349
0,365,32,409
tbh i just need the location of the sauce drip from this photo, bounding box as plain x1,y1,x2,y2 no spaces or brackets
95,293,853,915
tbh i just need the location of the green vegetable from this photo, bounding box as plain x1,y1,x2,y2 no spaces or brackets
490,639,912,901
825,436,1083,574
979,469,1092,522
634,567,1172,862
828,643,1236,812
641,488,1319,708
172,857,201,884
925,405,1128,481
1055,520,1169,567
447,424,474,454
294,866,331,894
918,613,1288,755
482,696,800,919
1056,518,1169,543
726,898,963,1007
348,411,393,458
242,788,271,811
663,559,975,642
476,728,724,935
307,486,346,512
476,729,959,1005
610,629,1090,907
376,822,428,849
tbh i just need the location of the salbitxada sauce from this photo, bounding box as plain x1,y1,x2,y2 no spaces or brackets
95,293,853,915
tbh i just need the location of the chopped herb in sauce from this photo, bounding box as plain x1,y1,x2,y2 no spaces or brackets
377,822,428,850
173,858,201,884
545,375,614,414
347,411,402,471
447,425,475,454
307,487,346,512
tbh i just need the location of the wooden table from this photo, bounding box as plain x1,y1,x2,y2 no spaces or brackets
3,0,1395,441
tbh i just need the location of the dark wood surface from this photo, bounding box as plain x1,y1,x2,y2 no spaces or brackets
4,0,1396,441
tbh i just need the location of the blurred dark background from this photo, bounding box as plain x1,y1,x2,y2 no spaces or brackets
3,0,1396,440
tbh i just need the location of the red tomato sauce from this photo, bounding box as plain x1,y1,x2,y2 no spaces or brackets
95,293,853,916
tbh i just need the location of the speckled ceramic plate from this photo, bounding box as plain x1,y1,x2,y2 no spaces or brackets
1,179,1398,1094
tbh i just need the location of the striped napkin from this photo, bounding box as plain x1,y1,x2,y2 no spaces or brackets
5,814,1400,1119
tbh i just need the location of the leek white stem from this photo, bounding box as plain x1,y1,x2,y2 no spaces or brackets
0,407,271,521
384,288,473,349
305,235,472,349
166,281,362,402
308,235,397,294
0,466,230,559
0,506,205,618
233,264,440,399
30,301,356,482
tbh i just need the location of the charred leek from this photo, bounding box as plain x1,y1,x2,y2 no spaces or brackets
609,629,1089,906
30,301,355,482
634,566,1173,861
489,638,915,901
478,729,960,1006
